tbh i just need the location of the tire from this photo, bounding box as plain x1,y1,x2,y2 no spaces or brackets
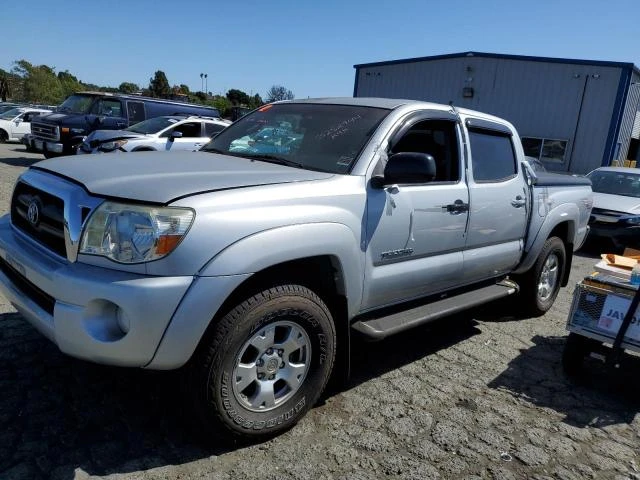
189,284,336,441
43,151,57,159
0,129,8,143
518,236,566,316
562,332,600,377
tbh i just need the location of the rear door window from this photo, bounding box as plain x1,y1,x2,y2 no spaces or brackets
127,101,145,124
469,129,517,182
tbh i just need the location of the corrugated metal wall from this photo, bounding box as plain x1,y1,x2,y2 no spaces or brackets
355,56,623,174
618,71,640,158
633,111,640,140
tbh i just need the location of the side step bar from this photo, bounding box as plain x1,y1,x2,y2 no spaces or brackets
351,280,518,340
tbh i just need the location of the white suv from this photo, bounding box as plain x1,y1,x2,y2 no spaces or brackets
0,107,52,143
77,115,231,154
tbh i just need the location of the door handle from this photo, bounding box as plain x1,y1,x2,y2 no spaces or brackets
444,199,469,215
511,195,526,208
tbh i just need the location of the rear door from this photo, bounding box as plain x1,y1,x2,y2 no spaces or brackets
463,117,528,283
362,114,468,310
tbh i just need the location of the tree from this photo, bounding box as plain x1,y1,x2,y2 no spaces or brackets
265,85,294,102
118,82,139,94
58,70,83,97
226,88,251,106
249,93,263,109
12,60,64,104
148,70,170,98
0,75,9,102
212,96,232,117
179,84,190,94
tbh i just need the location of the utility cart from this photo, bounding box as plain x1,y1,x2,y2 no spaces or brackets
564,273,640,375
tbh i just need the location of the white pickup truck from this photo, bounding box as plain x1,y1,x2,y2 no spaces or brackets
0,98,593,440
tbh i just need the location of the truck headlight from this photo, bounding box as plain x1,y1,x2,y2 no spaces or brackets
99,139,128,152
79,201,195,263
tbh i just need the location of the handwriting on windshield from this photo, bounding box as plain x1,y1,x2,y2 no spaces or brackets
315,115,362,141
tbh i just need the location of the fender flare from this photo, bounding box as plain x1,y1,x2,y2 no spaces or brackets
147,223,364,369
514,203,578,276
200,222,364,317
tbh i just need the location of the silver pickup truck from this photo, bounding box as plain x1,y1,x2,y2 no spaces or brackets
0,98,592,440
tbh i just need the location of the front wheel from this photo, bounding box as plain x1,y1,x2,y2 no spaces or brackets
189,285,336,441
0,129,8,143
518,236,566,316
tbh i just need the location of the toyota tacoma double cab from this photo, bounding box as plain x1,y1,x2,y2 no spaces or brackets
0,98,592,440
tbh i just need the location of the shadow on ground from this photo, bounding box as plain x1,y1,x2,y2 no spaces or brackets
0,308,484,479
0,152,41,167
0,313,241,479
348,314,481,386
488,333,640,429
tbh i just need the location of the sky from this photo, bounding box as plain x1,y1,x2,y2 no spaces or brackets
2,0,640,100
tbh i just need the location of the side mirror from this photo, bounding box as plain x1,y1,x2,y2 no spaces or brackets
170,131,183,140
371,152,436,188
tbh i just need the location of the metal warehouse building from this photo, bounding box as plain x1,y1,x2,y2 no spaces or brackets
354,52,640,174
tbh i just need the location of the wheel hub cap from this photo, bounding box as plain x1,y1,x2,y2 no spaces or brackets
538,253,559,302
232,320,311,412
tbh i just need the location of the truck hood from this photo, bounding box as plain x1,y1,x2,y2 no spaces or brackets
32,151,334,204
593,192,640,214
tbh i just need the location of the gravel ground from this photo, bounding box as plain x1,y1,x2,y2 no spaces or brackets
1,142,639,480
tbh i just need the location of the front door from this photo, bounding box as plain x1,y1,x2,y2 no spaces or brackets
162,121,208,151
362,118,468,311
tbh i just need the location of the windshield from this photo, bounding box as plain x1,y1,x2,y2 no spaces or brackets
588,170,640,198
0,108,21,120
125,116,179,134
0,104,20,114
201,103,390,173
57,94,95,114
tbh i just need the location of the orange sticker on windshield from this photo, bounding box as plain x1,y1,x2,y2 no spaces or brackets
258,104,273,112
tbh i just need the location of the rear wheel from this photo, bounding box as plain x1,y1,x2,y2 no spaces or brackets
0,129,8,143
518,236,566,316
189,284,336,441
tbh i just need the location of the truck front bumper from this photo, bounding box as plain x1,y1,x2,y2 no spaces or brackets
0,216,252,370
0,216,198,367
32,139,63,153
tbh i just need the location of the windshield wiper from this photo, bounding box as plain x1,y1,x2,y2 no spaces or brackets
202,147,226,154
242,154,304,169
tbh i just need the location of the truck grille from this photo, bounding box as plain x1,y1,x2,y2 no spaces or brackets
10,181,67,257
0,256,55,315
31,122,60,141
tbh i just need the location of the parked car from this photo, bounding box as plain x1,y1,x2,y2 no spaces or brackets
77,115,231,154
30,91,221,158
586,166,640,250
0,98,592,441
0,107,52,143
0,103,24,114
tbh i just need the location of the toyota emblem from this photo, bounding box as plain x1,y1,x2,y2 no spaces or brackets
27,200,40,226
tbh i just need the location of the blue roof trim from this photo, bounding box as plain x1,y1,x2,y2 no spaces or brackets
353,51,639,75
602,67,633,167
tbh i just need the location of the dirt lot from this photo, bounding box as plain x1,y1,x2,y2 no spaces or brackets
0,142,639,480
